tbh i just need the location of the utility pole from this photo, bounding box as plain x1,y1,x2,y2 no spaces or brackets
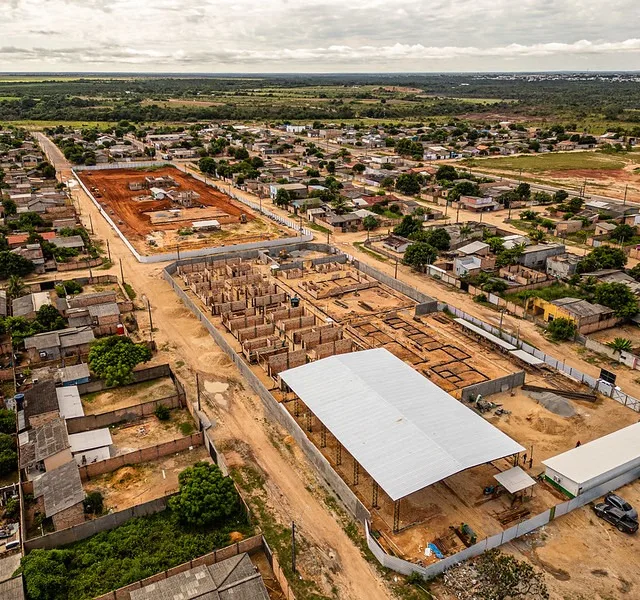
106,239,111,262
196,372,202,412
177,245,181,262
456,204,461,224
291,521,297,574
88,214,94,234
623,184,628,206
147,297,153,342
119,258,124,284
394,258,399,279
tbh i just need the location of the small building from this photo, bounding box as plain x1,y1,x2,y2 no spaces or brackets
382,234,411,254
546,253,581,280
269,183,308,200
12,291,51,319
0,290,7,318
594,222,617,237
517,243,565,269
22,380,60,429
68,429,113,465
542,422,640,498
57,363,90,387
531,297,618,334
18,417,72,475
458,195,499,212
24,326,95,363
554,220,583,237
32,460,85,530
129,553,270,600
454,255,482,277
56,386,84,420
51,235,85,251
456,240,490,257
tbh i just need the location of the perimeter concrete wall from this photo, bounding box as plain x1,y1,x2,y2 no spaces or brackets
461,371,526,401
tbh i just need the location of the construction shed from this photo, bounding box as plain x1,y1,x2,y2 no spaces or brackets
280,348,524,530
542,422,640,498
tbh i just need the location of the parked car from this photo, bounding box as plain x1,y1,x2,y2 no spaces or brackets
604,493,638,520
593,502,639,534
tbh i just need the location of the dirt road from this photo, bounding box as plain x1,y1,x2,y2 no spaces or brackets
35,133,391,600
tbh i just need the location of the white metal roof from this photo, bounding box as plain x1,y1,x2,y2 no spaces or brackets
509,349,544,366
56,386,84,419
494,466,536,493
280,348,524,501
68,428,112,453
542,422,640,485
454,318,517,351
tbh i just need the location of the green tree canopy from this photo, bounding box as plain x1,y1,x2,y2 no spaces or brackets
594,282,639,318
0,409,16,435
0,433,17,476
0,251,35,279
274,187,291,207
577,246,627,273
403,242,437,268
198,156,217,175
169,462,239,528
547,317,577,341
363,215,380,231
435,165,458,182
21,548,72,600
448,180,480,202
88,336,152,387
409,227,451,250
610,223,636,242
395,173,423,196
393,215,423,238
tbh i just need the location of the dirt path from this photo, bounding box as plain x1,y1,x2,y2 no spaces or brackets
35,133,392,600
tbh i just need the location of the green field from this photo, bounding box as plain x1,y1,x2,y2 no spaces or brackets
463,151,640,174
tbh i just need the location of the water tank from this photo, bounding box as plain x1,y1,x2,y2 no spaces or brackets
116,323,125,335
14,394,25,411
290,296,300,308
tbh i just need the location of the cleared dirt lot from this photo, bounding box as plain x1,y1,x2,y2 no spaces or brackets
109,409,196,454
81,376,177,414
78,166,287,253
83,446,211,511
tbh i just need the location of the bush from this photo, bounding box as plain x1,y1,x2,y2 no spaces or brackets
83,491,104,515
4,497,19,519
0,433,17,476
0,409,16,434
154,404,170,421
88,336,152,387
547,317,577,341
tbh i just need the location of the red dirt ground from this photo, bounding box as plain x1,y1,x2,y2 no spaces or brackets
78,167,255,241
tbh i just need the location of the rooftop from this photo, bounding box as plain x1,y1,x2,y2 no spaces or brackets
19,418,70,469
542,422,640,485
550,297,614,318
32,460,85,517
280,348,524,501
23,380,59,424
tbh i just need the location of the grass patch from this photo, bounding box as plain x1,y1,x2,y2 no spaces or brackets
462,151,638,174
19,507,252,600
231,465,266,494
178,421,195,436
353,241,388,262
305,221,331,235
504,282,587,305
98,259,113,270
122,282,136,300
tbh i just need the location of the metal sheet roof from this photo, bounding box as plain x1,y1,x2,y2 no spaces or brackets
509,349,544,366
542,422,640,485
68,428,112,453
280,348,524,501
454,318,517,351
56,386,84,419
494,466,536,493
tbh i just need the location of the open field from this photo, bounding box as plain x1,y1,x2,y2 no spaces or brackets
83,446,211,511
77,166,289,254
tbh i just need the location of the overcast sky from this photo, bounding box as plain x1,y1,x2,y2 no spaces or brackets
1,0,640,73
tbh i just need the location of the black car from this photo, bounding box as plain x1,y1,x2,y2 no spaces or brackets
604,493,638,521
593,502,639,534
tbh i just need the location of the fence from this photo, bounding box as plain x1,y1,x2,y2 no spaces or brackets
65,393,183,433
92,535,266,600
365,463,640,580
460,371,526,401
72,163,313,264
78,432,204,481
163,262,371,524
580,336,640,370
443,303,640,413
76,363,177,395
25,495,172,551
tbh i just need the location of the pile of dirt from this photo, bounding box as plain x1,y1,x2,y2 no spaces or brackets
529,392,576,417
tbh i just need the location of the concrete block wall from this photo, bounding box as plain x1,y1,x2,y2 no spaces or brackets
226,315,265,333
461,371,526,401
237,323,276,342
253,292,287,307
278,315,316,332
213,300,246,315
267,350,307,376
310,338,353,360
266,306,304,323
300,326,343,350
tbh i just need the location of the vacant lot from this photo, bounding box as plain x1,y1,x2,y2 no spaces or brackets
82,377,177,414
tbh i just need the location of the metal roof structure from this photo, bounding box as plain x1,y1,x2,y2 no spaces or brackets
56,386,84,419
68,429,112,453
454,318,517,352
494,466,536,494
32,460,84,517
509,349,544,366
280,348,524,501
542,422,640,485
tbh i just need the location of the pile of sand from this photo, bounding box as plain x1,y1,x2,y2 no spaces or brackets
529,392,576,417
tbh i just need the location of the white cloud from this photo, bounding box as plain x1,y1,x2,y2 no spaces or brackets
1,0,639,71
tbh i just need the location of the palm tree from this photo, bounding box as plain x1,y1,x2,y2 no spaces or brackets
607,337,633,352
460,225,473,240
6,275,26,300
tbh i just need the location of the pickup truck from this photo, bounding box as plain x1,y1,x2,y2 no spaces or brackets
593,502,639,534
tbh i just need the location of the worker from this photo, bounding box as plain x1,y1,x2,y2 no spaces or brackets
575,440,581,447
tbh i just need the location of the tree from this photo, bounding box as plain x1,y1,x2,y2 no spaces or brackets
0,409,15,435
514,182,531,199
88,336,152,387
486,237,505,253
553,189,569,203
567,197,584,213
0,433,16,476
628,263,640,282
35,304,66,331
395,173,422,196
533,191,553,205
331,196,351,215
482,279,508,294
6,275,26,299
577,246,627,273
21,548,71,600
610,223,636,242
547,317,577,341
198,156,217,175
607,337,633,352
594,282,639,318
435,165,458,182
273,187,291,208
83,491,104,515
528,228,546,243
394,215,422,238
363,215,380,231
459,225,473,240
352,163,366,174
403,243,437,268
169,462,239,528
326,161,336,175
409,227,451,250
2,198,17,216
0,251,35,279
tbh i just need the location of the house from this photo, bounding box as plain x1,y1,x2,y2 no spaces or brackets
129,553,270,600
68,429,113,465
382,235,411,254
517,243,565,269
12,291,51,319
18,417,72,474
32,459,85,530
22,380,60,429
51,235,85,251
531,297,618,334
499,264,548,285
546,253,582,280
594,222,617,237
458,195,499,212
24,326,95,363
57,363,90,387
456,241,490,257
321,212,364,233
56,386,84,420
0,290,6,317
581,269,640,296
554,220,583,237
269,183,307,200
454,255,483,277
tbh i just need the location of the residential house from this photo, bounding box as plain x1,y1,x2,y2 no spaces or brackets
22,380,60,429
24,326,95,363
269,183,307,200
382,235,411,254
458,195,499,212
12,291,51,319
594,222,617,237
32,460,85,531
517,243,565,269
456,241,490,257
454,255,483,277
555,220,583,237
531,297,618,334
546,253,582,280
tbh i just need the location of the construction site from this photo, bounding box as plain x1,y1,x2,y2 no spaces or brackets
169,245,640,570
76,167,290,254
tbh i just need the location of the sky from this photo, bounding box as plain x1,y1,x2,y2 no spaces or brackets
1,0,640,73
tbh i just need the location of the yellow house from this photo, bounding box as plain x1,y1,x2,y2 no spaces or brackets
530,297,618,334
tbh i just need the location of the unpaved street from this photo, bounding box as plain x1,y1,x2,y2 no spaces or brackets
35,133,391,600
